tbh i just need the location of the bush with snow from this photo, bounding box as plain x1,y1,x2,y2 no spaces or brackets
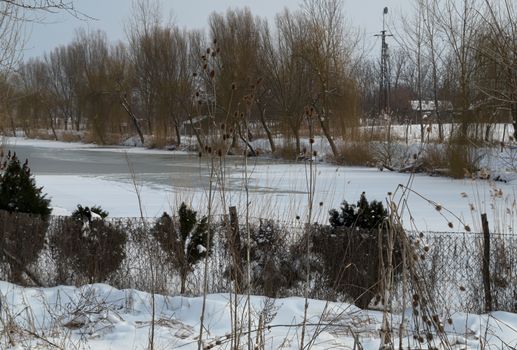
50,206,126,284
313,193,402,308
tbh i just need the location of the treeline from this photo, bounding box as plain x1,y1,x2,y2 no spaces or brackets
0,0,516,155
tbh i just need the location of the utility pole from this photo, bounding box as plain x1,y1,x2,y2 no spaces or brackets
375,7,393,118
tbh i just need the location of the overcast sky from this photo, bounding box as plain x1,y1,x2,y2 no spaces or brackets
23,0,411,59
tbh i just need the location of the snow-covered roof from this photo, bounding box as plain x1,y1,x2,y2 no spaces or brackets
410,100,453,111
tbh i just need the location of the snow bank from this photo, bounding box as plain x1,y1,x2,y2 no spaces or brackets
1,281,516,349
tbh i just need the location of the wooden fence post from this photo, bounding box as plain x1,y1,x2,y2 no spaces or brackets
481,213,492,312
228,206,243,290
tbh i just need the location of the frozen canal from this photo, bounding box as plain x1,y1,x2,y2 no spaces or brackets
3,137,516,232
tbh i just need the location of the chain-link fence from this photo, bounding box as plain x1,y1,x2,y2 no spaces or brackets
404,230,517,313
0,210,515,313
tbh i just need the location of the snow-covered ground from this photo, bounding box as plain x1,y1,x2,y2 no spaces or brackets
1,133,517,349
3,136,516,232
1,281,516,349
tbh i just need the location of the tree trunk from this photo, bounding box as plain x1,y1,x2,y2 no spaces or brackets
48,111,58,141
238,124,257,157
9,114,16,136
174,119,181,146
189,116,204,151
120,94,145,145
512,103,517,140
291,124,301,155
180,269,187,294
258,105,275,153
317,113,338,158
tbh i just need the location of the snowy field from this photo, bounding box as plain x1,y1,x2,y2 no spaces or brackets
3,136,516,232
1,281,516,349
1,136,517,349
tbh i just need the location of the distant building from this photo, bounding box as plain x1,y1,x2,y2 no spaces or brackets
180,115,211,135
410,100,453,113
409,100,453,123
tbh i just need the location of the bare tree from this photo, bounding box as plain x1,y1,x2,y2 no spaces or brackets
474,0,517,139
398,0,430,142
0,0,85,71
298,0,360,158
434,0,481,136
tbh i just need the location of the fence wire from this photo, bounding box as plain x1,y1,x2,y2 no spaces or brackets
0,211,515,313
